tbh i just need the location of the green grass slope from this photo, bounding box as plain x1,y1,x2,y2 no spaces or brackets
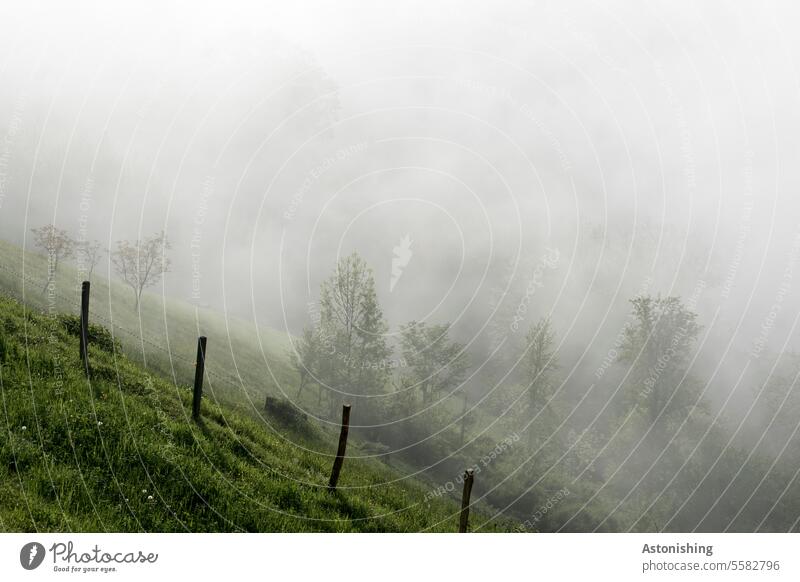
0,293,512,532
0,237,296,415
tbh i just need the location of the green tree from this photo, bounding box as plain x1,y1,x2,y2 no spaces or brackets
290,327,321,400
521,317,559,446
618,295,701,427
294,253,390,418
399,321,470,405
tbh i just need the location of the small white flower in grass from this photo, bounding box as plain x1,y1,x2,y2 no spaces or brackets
142,489,147,493
21,426,27,431
97,421,103,426
147,495,154,501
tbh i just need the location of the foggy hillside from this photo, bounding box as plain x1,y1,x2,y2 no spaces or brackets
2,0,800,533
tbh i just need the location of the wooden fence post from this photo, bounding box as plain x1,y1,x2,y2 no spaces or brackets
458,469,475,532
79,281,90,374
192,336,207,421
328,404,351,491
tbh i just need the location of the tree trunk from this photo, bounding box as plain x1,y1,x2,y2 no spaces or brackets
42,255,56,294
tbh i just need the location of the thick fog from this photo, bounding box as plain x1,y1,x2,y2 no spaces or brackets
2,0,800,421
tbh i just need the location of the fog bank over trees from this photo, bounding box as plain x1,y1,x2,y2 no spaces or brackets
3,0,800,531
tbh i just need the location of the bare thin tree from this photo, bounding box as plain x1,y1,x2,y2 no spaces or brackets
31,225,75,294
110,232,171,312
76,240,103,280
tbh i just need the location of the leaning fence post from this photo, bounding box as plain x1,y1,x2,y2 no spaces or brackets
328,404,351,491
79,281,90,374
192,336,207,421
458,469,475,532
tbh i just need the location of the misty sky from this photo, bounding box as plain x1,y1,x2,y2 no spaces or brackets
2,0,800,399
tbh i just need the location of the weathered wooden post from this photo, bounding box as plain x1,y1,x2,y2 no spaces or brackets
79,281,90,374
192,336,207,421
328,404,351,491
458,469,475,532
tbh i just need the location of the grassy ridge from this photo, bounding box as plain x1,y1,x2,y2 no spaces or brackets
0,292,512,531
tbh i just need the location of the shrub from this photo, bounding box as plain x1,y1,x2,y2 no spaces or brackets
57,313,120,353
264,395,307,429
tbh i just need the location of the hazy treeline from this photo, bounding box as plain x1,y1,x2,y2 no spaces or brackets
290,251,800,532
